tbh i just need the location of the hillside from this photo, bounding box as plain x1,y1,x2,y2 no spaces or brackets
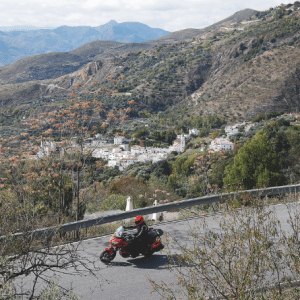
0,20,170,67
0,9,257,85
0,4,300,132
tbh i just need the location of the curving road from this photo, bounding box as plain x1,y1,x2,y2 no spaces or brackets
18,203,294,300
59,218,195,300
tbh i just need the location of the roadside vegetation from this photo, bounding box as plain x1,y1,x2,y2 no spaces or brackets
150,192,300,299
0,84,133,298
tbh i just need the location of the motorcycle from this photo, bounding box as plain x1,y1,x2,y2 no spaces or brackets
100,225,164,263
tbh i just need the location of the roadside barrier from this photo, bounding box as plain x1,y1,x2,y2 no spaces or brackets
1,184,300,241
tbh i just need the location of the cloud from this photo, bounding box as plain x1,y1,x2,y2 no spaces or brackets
0,0,293,31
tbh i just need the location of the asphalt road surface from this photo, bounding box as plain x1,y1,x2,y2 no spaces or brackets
58,218,194,300
18,203,295,300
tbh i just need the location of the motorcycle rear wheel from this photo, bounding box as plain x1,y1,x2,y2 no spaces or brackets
100,250,116,263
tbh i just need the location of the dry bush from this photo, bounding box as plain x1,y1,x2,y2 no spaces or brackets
150,192,300,299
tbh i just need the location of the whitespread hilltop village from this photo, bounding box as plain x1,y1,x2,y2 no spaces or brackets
36,121,257,171
91,132,187,171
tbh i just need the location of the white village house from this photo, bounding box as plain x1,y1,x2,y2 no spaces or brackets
189,128,200,136
169,134,186,153
209,138,234,152
225,122,246,137
114,135,126,145
225,122,255,137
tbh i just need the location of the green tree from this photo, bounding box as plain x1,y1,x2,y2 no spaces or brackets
223,131,284,190
164,130,177,145
151,130,161,141
262,121,291,171
132,128,149,139
180,154,198,176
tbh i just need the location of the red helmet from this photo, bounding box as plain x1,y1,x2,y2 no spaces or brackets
135,215,144,226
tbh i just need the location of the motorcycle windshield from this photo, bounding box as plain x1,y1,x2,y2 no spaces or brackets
114,226,125,238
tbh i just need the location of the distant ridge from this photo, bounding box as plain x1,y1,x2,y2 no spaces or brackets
210,8,258,28
0,21,170,66
156,8,257,43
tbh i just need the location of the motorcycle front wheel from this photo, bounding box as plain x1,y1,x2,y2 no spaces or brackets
100,249,116,263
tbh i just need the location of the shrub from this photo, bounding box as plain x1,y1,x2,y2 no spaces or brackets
99,194,127,211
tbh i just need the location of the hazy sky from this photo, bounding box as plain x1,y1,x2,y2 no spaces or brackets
0,0,292,32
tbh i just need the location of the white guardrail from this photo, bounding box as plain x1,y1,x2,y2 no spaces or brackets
2,184,300,240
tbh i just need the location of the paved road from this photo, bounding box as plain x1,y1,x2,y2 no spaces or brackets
18,203,295,300
59,218,194,300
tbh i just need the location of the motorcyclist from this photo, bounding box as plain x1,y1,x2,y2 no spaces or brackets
124,215,148,257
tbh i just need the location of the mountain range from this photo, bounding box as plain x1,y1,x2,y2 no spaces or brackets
1,4,300,137
0,20,170,66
